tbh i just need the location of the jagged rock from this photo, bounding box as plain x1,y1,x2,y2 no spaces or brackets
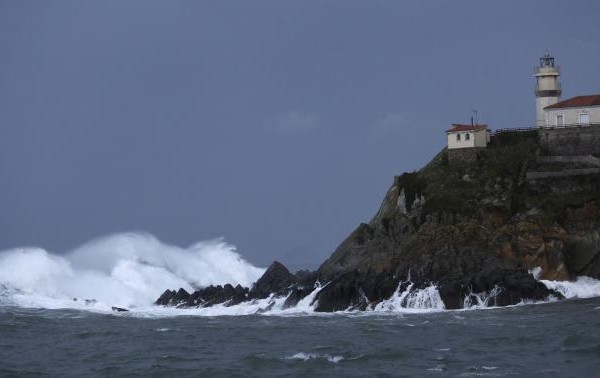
313,270,404,312
250,261,298,299
154,284,251,308
188,284,250,307
173,288,191,304
295,269,316,281
155,289,176,305
154,288,194,307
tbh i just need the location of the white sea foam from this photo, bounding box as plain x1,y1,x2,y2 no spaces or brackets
292,282,324,312
528,266,600,300
0,232,265,311
541,276,600,299
284,352,344,363
372,281,445,313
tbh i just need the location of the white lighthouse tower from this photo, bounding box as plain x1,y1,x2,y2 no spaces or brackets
534,51,562,127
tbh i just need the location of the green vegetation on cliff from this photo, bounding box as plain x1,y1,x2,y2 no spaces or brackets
418,132,539,219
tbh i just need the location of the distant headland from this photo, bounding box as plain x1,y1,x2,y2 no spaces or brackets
155,52,600,312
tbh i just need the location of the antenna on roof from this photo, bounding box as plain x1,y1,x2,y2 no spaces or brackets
472,109,479,125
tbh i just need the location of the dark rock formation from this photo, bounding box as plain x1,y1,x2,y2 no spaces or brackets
314,271,395,312
249,261,298,299
154,285,250,308
154,288,193,307
155,289,177,305
190,284,249,306
414,247,555,309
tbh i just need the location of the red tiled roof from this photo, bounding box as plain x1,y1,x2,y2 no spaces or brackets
446,124,488,133
544,94,600,110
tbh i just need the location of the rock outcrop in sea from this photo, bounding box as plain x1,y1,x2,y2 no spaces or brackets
155,131,600,311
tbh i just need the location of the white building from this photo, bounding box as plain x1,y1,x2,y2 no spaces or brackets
446,124,490,149
543,94,600,127
534,51,600,128
535,51,562,127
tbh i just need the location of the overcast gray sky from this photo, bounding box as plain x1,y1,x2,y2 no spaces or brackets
1,1,599,269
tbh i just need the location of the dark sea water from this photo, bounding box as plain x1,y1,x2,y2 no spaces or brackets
2,298,600,377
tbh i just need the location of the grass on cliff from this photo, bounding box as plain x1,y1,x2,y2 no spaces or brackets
403,134,541,219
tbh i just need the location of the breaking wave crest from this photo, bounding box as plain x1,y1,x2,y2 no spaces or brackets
0,232,265,311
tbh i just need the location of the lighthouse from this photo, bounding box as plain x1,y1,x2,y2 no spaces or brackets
534,51,562,127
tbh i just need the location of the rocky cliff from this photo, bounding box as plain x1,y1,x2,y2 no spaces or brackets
156,130,600,311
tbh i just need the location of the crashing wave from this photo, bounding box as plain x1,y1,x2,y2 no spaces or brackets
372,281,445,312
0,232,265,311
540,276,600,299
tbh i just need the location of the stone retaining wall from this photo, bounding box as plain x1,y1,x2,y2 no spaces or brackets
536,155,600,167
448,148,483,164
540,127,600,156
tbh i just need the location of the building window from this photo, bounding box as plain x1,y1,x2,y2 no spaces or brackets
465,133,470,141
556,114,564,127
578,113,590,125
456,134,461,141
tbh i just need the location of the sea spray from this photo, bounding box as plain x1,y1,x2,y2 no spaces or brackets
373,281,445,312
290,282,324,313
0,232,265,311
462,286,503,309
541,276,600,299
67,232,264,288
528,265,600,300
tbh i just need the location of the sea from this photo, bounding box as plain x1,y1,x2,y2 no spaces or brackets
2,232,600,377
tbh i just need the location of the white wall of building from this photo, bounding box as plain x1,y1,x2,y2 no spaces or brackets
447,129,489,149
544,106,600,127
476,129,490,146
536,96,560,127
